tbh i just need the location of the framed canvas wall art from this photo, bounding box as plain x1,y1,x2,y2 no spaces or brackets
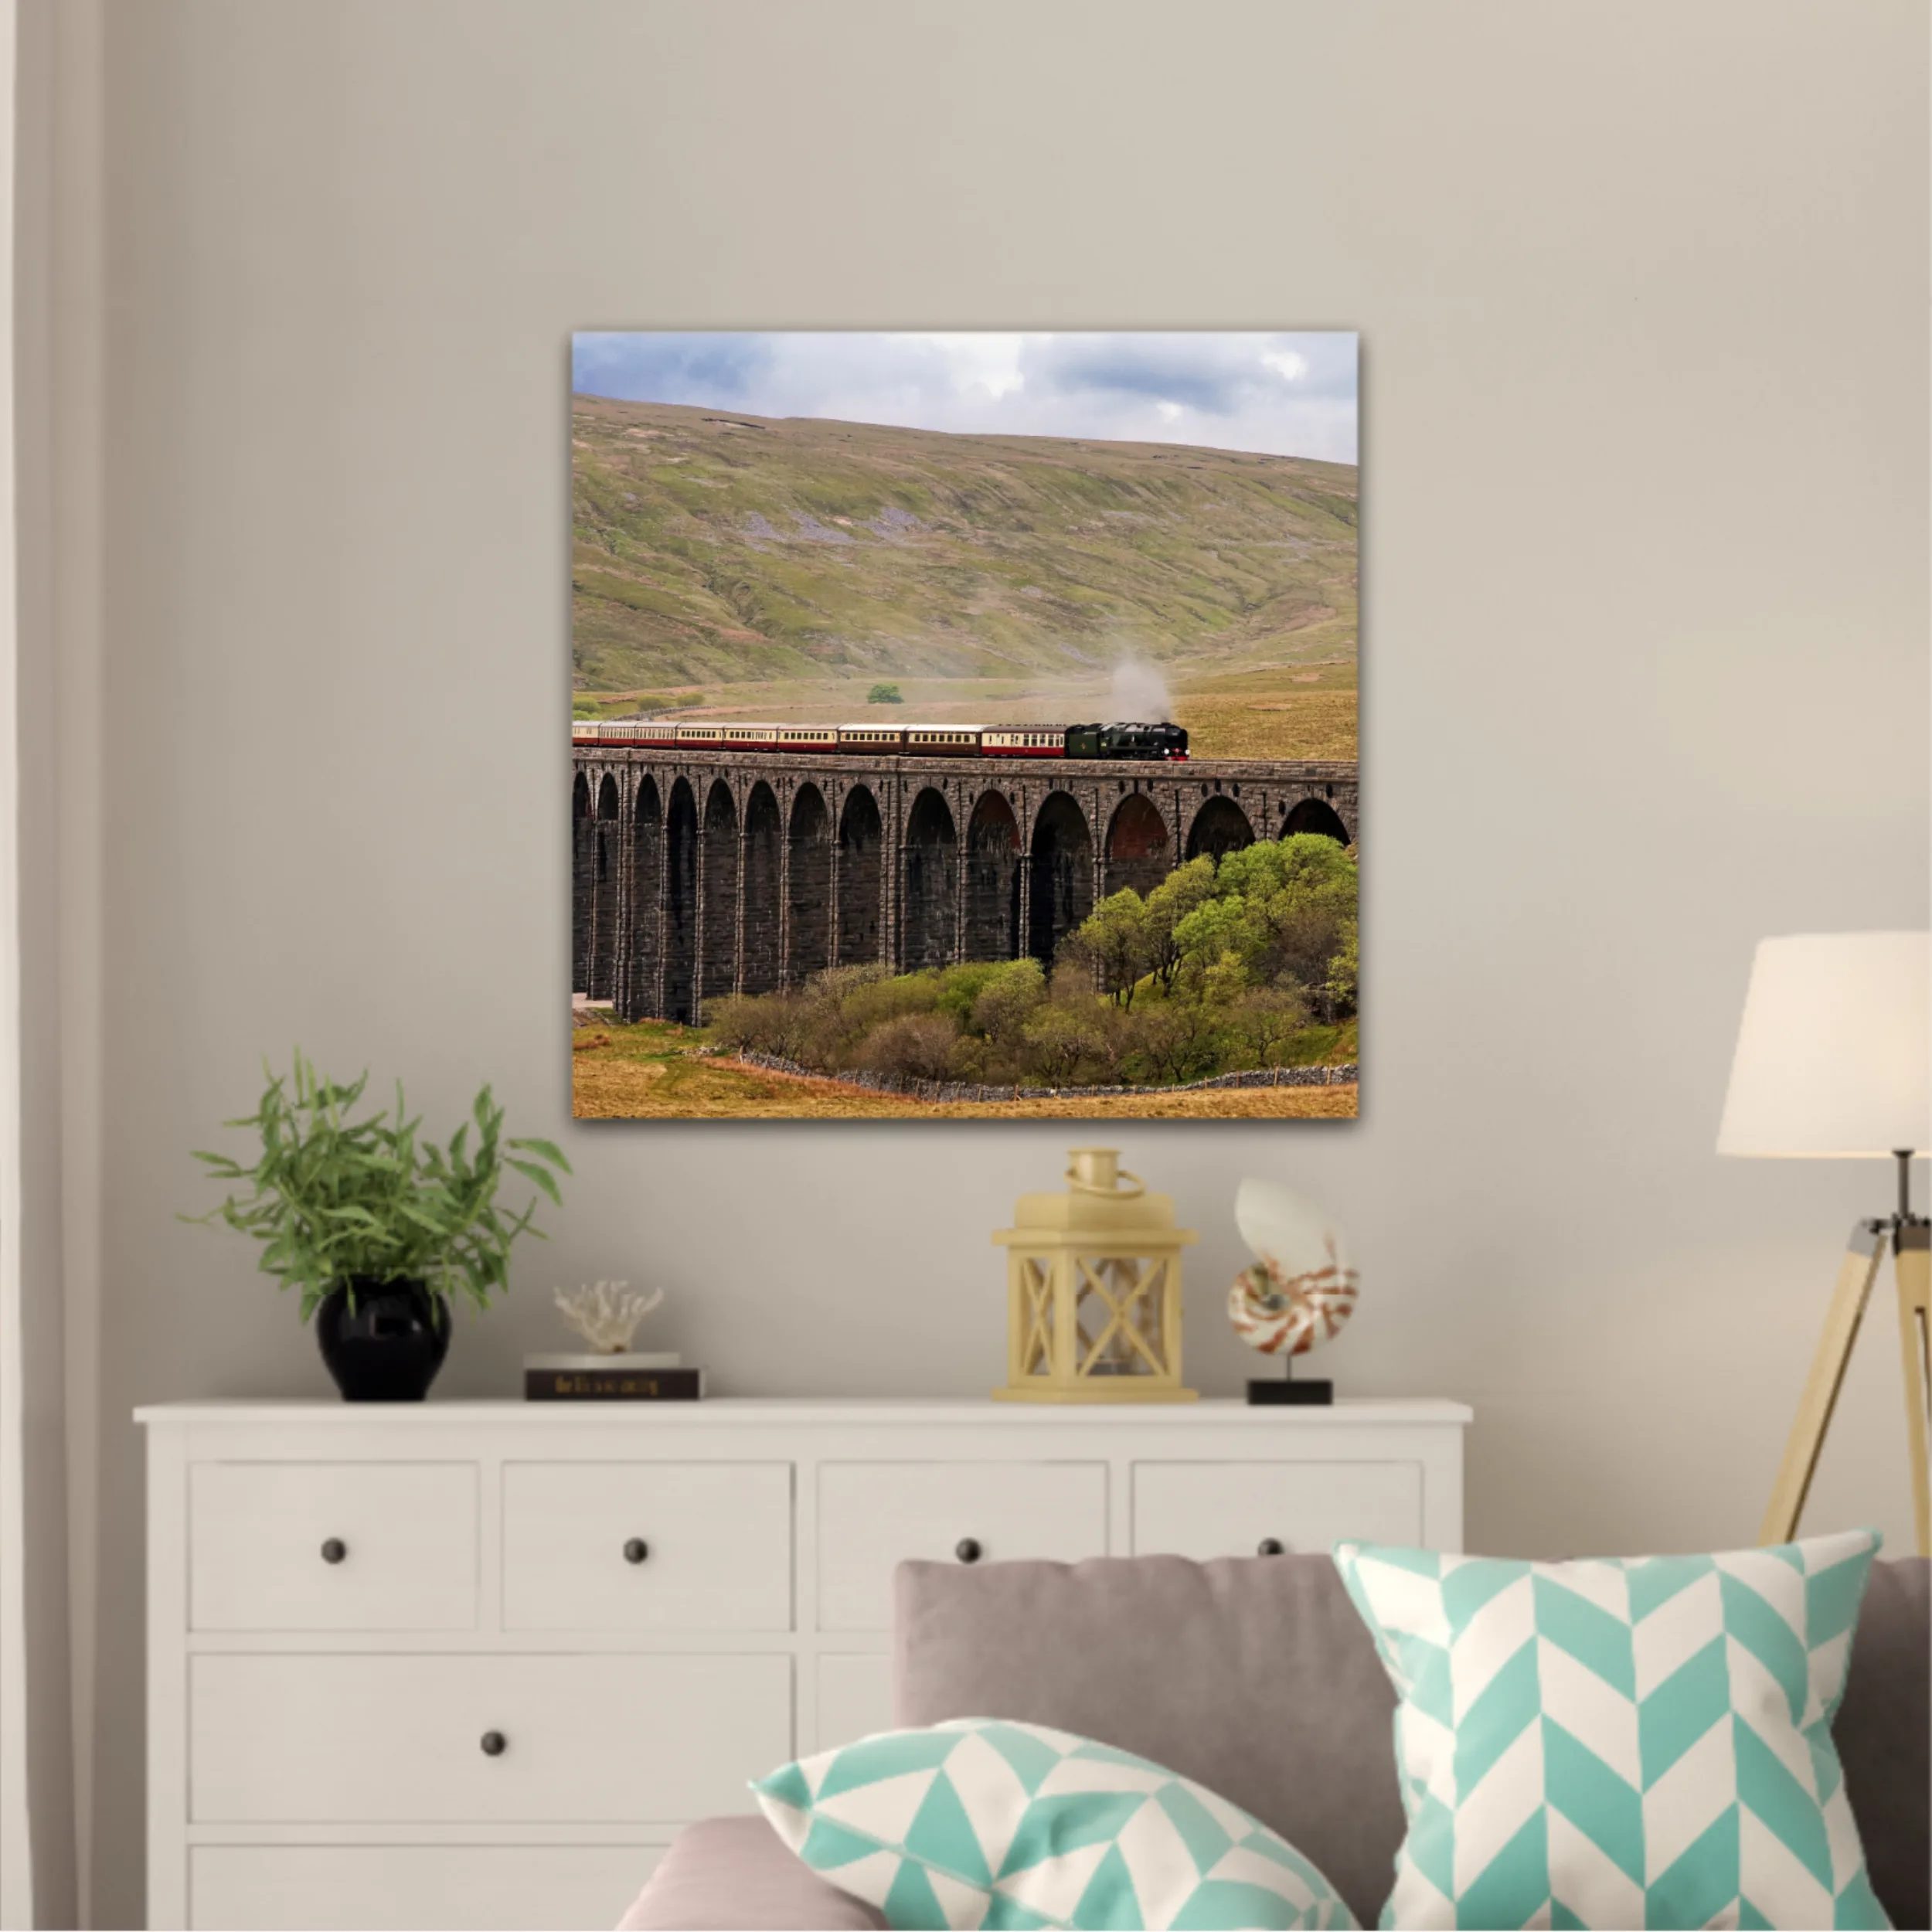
570,332,1358,1121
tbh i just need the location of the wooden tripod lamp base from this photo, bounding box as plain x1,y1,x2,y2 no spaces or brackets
1760,1215,1931,1556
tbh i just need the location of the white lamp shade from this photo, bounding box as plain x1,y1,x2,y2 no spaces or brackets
1717,932,1930,1158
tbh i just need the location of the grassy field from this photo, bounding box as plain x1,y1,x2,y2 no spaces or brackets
573,396,1357,764
572,1019,1357,1121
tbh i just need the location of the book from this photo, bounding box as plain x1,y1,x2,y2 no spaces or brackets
524,1362,705,1402
525,1352,682,1372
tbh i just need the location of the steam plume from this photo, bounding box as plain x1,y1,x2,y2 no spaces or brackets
1110,659,1175,723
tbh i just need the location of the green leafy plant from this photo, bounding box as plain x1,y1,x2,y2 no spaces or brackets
189,1051,572,1318
866,682,903,704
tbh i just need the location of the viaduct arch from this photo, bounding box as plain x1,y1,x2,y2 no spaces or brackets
572,747,1358,1022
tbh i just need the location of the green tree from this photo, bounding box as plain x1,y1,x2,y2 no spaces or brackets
1122,998,1223,1085
1091,1002,1143,1083
1021,1002,1107,1084
1141,859,1219,991
866,682,903,705
1171,896,1251,981
1230,985,1309,1066
1193,951,1250,1009
1066,890,1155,1008
970,958,1047,1052
1213,833,1355,904
1172,835,1357,996
1321,922,1359,1021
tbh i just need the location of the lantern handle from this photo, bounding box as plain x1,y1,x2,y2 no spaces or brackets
1066,1165,1145,1199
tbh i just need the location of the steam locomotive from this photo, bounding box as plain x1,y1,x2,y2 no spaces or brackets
570,719,1190,760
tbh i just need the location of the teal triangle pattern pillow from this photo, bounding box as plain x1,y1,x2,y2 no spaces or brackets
753,1716,1357,1930
1334,1529,1889,1930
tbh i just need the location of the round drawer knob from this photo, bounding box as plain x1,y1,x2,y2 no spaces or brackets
623,1538,649,1565
1257,1537,1287,1557
320,1538,347,1565
954,1537,982,1565
480,1731,507,1757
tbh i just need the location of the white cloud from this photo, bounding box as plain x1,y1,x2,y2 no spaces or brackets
571,331,1359,463
920,332,1027,400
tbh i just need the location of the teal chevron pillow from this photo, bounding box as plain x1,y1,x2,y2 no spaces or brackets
1334,1529,1887,1930
753,1717,1357,1930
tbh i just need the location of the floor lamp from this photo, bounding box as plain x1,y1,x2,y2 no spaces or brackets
1718,931,1930,1556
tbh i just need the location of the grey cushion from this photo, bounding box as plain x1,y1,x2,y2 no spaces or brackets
617,1815,884,1931
895,1552,1403,1927
895,1551,1931,1931
1834,1555,1929,1932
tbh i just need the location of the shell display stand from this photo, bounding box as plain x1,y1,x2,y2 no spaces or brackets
1249,1361,1333,1406
993,1148,1197,1403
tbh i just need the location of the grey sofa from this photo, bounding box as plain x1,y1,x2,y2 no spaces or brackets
621,1553,1930,1930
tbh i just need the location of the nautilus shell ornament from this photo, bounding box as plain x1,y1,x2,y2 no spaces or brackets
1227,1179,1359,1359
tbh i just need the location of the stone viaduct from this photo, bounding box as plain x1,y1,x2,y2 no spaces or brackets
572,748,1358,1024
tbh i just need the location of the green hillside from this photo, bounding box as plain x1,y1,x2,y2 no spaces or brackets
570,396,1358,694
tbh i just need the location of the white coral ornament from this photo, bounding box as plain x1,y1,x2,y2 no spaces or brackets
1226,1181,1358,1358
553,1281,664,1354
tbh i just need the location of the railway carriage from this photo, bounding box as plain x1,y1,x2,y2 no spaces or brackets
902,725,985,755
981,727,1066,757
569,719,658,746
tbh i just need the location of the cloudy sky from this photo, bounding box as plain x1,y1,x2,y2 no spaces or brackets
571,332,1357,464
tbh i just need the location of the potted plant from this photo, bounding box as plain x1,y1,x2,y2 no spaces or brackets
191,1052,571,1401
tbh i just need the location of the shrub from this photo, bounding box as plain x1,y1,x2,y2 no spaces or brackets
866,682,904,705
933,961,1012,1026
777,966,891,1066
854,1012,963,1083
708,992,823,1060
838,968,947,1039
706,994,771,1053
804,963,895,998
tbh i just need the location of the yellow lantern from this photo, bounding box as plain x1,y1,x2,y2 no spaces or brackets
992,1147,1198,1403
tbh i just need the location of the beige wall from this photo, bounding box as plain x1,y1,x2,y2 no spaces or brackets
59,1,1930,1920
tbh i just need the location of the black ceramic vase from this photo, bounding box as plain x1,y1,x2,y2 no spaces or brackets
315,1277,450,1401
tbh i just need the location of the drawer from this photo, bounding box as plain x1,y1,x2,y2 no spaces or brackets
502,1461,791,1631
190,1653,791,1824
189,1845,662,1932
1131,1460,1423,1560
817,1461,1108,1631
191,1463,478,1631
816,1653,895,1750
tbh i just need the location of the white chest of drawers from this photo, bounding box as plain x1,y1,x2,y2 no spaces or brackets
139,1397,1469,1931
